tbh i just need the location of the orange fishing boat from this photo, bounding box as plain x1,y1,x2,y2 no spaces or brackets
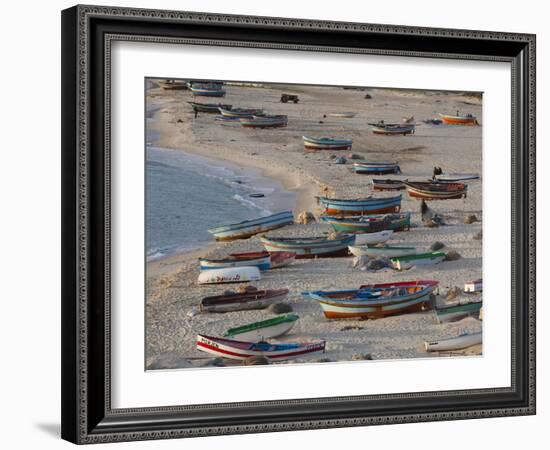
439,112,478,125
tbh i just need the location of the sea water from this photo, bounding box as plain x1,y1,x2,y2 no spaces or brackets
146,146,296,261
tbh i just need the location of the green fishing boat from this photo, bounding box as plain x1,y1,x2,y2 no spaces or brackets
223,314,299,341
435,300,482,323
391,251,446,270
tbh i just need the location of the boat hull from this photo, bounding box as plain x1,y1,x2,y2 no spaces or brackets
371,126,415,135
425,332,482,352
318,195,402,216
191,90,226,97
208,211,294,241
353,230,393,245
224,316,298,341
435,301,482,323
196,335,325,360
260,235,355,258
372,179,406,191
319,294,430,319
200,289,288,313
320,213,410,233
197,266,261,285
439,114,478,125
353,166,400,175
391,252,446,270
199,255,271,271
404,182,467,200
348,245,417,258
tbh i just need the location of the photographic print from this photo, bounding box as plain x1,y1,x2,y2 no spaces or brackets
145,79,483,370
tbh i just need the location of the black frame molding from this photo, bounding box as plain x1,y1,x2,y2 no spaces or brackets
61,4,536,444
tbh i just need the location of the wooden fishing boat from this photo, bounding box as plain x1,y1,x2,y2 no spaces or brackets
439,113,478,125
267,251,296,268
190,86,226,97
260,234,355,258
403,181,467,200
348,244,417,258
434,173,480,182
218,107,264,118
227,251,297,269
464,279,482,292
391,251,446,270
369,122,415,135
223,314,299,341
199,253,271,271
317,195,402,215
207,211,294,241
435,300,483,323
302,136,352,151
188,101,232,113
200,288,289,313
425,332,482,352
329,112,356,118
158,79,188,90
239,115,288,128
197,266,261,285
196,335,326,361
353,162,401,175
303,280,438,319
320,213,411,233
353,230,393,246
372,179,406,191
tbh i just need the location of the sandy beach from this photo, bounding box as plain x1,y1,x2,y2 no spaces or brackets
145,81,483,370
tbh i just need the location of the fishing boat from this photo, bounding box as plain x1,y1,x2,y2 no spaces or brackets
218,107,264,118
425,331,482,352
403,181,467,200
267,251,297,268
239,115,288,128
352,230,393,246
348,244,417,258
196,335,326,361
260,234,355,258
329,112,356,118
227,251,297,269
215,115,241,123
439,112,478,125
317,195,402,215
369,122,415,135
320,212,411,233
207,211,294,241
223,314,299,341
197,266,261,285
391,251,446,270
464,279,483,292
188,101,232,113
189,85,226,97
157,79,188,90
199,253,271,271
372,179,406,191
303,280,438,319
302,136,353,151
434,173,480,182
435,300,483,323
200,288,289,313
188,81,224,89
352,162,401,175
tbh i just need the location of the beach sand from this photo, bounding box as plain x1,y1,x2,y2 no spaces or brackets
146,82,483,370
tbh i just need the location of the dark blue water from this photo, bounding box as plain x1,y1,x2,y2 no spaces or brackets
146,146,296,260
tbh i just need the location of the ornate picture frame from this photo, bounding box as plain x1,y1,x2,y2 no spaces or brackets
61,5,535,444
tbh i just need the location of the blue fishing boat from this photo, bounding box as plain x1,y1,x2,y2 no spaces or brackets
317,195,402,215
353,162,401,175
319,212,411,233
260,234,355,258
199,252,271,271
207,211,294,241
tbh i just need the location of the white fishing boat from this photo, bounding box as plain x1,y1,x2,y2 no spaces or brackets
435,173,480,182
197,266,261,285
353,230,393,246
425,331,482,352
348,244,417,258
